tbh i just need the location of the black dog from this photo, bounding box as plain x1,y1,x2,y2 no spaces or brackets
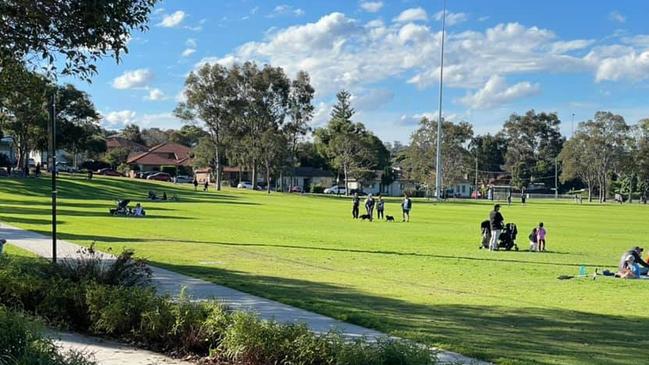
386,215,395,222
360,214,371,221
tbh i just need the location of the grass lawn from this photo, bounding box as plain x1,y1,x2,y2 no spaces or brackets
1,175,648,364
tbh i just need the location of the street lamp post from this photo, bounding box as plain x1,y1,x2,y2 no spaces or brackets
434,0,447,200
49,92,57,263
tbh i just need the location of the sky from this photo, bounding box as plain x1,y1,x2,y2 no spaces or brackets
64,0,649,143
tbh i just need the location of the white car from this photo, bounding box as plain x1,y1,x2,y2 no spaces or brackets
237,181,255,189
175,175,193,183
324,186,346,194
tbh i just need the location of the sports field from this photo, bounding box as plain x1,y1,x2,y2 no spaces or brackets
1,176,648,364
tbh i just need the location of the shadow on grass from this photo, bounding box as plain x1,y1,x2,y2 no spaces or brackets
1,206,192,220
149,261,649,365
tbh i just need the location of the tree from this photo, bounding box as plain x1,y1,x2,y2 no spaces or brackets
104,147,129,168
284,71,315,187
191,136,216,171
559,132,598,201
141,128,169,146
401,117,474,195
260,129,288,193
1,0,158,80
314,90,376,195
501,110,564,189
634,119,649,202
121,124,146,146
169,125,209,147
0,67,49,171
176,63,236,190
54,84,101,167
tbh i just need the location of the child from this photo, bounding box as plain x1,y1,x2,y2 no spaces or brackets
528,227,538,251
536,222,547,252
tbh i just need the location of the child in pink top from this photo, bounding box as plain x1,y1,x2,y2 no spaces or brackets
536,222,547,251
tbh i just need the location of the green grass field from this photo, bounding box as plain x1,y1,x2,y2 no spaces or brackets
1,175,648,364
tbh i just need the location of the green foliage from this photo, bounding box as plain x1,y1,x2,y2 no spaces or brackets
103,147,130,168
121,124,146,146
1,0,158,80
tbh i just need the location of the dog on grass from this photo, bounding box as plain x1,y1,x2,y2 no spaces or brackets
385,215,395,222
360,214,371,221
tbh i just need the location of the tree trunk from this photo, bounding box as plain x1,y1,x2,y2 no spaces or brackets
214,144,221,191
251,163,257,191
587,182,592,202
265,161,271,194
343,164,349,196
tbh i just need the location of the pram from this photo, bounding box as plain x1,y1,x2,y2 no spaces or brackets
479,221,518,251
109,199,132,216
499,223,519,251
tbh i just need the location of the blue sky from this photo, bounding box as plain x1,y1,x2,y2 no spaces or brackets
65,0,649,143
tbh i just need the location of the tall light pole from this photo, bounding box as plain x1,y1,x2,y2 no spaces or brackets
571,113,575,137
434,0,447,200
49,91,57,263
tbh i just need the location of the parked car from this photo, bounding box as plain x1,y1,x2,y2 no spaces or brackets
237,181,254,189
289,186,302,193
175,175,193,183
55,162,77,173
97,168,121,176
136,171,156,179
324,186,346,195
471,191,482,199
147,172,172,182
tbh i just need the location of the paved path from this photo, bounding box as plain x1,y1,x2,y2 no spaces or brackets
1,222,489,365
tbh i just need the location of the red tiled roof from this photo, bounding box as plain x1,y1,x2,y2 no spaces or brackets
127,142,193,167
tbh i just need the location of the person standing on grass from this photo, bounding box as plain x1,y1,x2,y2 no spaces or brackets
488,204,504,251
203,180,208,192
376,194,385,220
528,227,538,251
352,193,360,219
0,238,5,256
193,177,198,191
536,222,547,252
365,194,375,221
401,194,412,222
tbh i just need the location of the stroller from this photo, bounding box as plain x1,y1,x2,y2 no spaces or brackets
479,220,491,249
109,199,131,216
498,223,519,251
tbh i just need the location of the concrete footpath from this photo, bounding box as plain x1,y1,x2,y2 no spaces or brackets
0,222,489,365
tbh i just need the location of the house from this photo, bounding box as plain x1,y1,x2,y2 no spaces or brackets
446,179,474,198
127,142,192,173
0,137,16,164
281,167,334,192
106,136,147,153
345,169,417,197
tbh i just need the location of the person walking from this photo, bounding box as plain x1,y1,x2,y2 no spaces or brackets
401,194,412,222
488,204,504,251
203,180,209,192
376,194,385,220
520,188,526,204
365,194,375,221
352,193,360,219
193,177,198,191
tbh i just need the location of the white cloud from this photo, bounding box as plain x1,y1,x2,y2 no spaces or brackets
588,47,649,82
394,7,428,23
102,110,137,128
433,10,467,26
609,10,626,23
360,1,383,13
101,111,183,129
175,89,188,103
458,75,540,109
268,4,305,18
112,69,153,89
185,38,197,48
312,102,332,127
145,88,165,101
181,48,196,57
159,10,185,27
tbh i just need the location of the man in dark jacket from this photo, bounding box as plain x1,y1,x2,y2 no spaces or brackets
352,193,360,219
488,204,504,251
618,246,649,276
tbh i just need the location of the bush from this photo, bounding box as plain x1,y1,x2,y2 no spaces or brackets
310,185,325,194
79,160,109,172
86,284,158,336
0,307,95,365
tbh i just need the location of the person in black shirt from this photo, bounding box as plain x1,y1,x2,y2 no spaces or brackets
376,194,385,220
352,193,360,219
488,204,504,251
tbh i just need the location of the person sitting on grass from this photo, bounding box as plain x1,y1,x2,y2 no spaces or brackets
133,203,145,217
618,246,649,278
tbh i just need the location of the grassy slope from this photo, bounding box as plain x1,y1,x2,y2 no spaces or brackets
1,175,648,364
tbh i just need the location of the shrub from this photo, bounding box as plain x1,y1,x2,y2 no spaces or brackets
86,284,158,336
310,185,325,194
0,307,95,365
54,244,151,287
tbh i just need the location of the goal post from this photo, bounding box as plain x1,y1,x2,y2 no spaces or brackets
490,185,512,201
